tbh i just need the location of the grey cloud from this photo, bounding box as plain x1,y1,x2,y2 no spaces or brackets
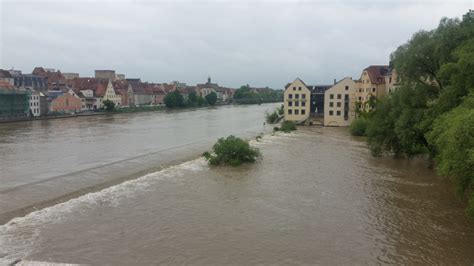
0,0,471,88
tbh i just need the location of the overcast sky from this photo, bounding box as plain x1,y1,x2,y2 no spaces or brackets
0,0,472,88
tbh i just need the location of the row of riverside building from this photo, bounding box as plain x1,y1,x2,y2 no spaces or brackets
283,64,399,126
0,68,237,121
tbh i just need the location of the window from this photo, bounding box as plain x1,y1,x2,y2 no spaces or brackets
295,94,299,99
288,101,293,106
337,102,341,107
389,77,392,83
329,110,334,116
295,109,299,115
288,109,292,115
330,94,334,99
345,86,349,90
372,88,376,92
298,87,302,91
337,111,341,116
329,102,334,107
302,94,306,99
344,111,349,120
301,109,305,115
295,101,299,107
293,87,296,91
288,94,293,99
337,94,341,99
358,97,362,101
301,101,306,107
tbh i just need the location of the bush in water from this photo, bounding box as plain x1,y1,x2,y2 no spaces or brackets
203,135,260,166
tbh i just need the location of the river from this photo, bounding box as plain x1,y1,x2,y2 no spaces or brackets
1,104,473,264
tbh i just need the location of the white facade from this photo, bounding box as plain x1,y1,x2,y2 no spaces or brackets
103,80,122,107
28,91,41,117
79,89,103,111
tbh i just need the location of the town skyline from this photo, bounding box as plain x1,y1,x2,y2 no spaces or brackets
1,0,471,88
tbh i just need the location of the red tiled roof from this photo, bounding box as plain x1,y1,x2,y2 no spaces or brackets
364,65,390,85
32,67,66,88
68,78,109,97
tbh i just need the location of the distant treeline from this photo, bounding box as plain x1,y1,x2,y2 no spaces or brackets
233,85,283,104
350,11,474,218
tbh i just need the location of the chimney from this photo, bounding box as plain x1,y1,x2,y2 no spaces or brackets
333,78,336,85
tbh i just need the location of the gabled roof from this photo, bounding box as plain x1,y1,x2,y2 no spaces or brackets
285,78,307,89
363,65,390,85
0,69,13,78
68,78,109,97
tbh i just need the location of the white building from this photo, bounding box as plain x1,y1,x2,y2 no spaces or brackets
28,90,41,117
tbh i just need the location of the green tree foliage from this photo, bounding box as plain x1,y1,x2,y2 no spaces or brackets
274,121,297,133
203,135,260,166
349,117,369,136
205,92,218,105
426,93,474,215
187,91,198,106
233,85,283,104
196,96,207,107
164,90,185,108
360,10,474,217
102,99,115,111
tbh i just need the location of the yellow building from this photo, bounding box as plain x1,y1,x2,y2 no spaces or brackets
324,77,357,126
283,78,311,122
354,65,399,112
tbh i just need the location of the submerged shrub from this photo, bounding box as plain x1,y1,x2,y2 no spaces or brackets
280,121,297,133
265,111,279,124
203,135,260,166
349,117,369,136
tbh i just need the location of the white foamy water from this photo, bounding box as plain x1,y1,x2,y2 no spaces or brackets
0,132,286,262
0,158,209,261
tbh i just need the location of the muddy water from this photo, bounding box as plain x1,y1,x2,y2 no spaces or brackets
1,127,473,265
0,104,279,223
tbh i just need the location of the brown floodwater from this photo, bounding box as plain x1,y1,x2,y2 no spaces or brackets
1,126,473,265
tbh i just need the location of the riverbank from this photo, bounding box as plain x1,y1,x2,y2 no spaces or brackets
1,127,473,264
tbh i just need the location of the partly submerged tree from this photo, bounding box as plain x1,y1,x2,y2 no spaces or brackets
203,135,260,166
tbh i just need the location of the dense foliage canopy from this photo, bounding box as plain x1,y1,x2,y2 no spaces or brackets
164,90,185,108
205,92,218,105
352,10,474,217
233,85,283,104
102,99,116,111
203,135,260,166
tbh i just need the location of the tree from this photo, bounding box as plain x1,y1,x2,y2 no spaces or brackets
205,92,217,105
203,135,260,166
164,90,185,108
196,96,207,107
103,99,115,111
427,93,474,217
357,10,474,217
187,91,198,106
